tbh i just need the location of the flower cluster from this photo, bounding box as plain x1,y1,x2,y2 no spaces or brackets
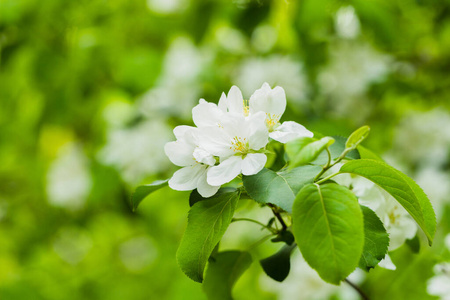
164,83,313,197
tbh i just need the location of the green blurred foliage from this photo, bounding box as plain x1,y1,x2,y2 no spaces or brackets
0,0,449,299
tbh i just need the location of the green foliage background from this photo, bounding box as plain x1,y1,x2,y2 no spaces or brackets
1,0,449,299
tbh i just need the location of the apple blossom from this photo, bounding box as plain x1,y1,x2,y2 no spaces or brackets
164,125,220,197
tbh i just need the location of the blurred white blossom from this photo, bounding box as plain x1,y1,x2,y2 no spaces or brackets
146,0,189,14
139,37,213,119
318,42,392,120
99,120,172,184
427,262,450,300
416,167,450,220
260,252,363,300
46,144,92,210
234,55,309,106
334,6,360,39
392,109,450,168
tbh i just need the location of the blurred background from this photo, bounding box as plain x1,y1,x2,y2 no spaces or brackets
1,0,450,299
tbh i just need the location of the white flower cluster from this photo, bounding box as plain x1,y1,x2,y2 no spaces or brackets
165,83,313,197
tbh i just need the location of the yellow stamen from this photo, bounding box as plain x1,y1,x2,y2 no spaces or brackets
266,113,281,131
230,136,248,153
243,99,250,116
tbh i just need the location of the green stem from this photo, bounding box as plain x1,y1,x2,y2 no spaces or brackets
315,172,340,185
246,234,275,251
345,278,369,300
268,204,287,230
232,218,276,233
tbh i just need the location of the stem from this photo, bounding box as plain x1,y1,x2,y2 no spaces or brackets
313,147,332,181
315,172,340,185
345,278,369,300
232,218,276,233
268,204,287,230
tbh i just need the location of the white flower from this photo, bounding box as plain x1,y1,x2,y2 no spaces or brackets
164,125,220,197
217,83,313,143
199,112,269,186
427,263,450,300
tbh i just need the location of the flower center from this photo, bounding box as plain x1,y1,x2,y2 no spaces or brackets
230,136,248,153
266,113,281,131
243,99,250,117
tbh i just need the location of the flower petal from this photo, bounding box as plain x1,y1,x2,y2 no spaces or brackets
169,164,206,191
241,153,267,176
173,125,198,142
193,147,215,166
377,254,396,270
196,170,220,197
198,126,234,158
269,121,314,143
218,92,227,113
249,82,286,117
207,156,243,186
192,100,223,128
248,111,269,150
164,140,195,167
226,85,244,114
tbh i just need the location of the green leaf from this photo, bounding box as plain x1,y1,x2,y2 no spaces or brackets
313,136,360,165
260,244,297,282
177,191,239,283
346,125,370,150
130,179,168,211
292,183,364,284
359,205,389,271
340,159,436,245
242,165,322,212
203,251,252,300
357,145,383,161
286,137,335,168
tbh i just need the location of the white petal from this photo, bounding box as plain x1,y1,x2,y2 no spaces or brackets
173,125,198,142
248,111,269,150
241,153,267,175
207,156,243,186
269,121,314,143
198,126,234,158
193,147,215,166
218,92,227,113
169,164,206,191
192,101,223,128
227,85,244,114
249,83,286,117
377,254,396,270
196,171,220,197
164,141,195,167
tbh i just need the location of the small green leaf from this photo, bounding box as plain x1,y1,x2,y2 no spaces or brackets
130,179,168,211
260,244,297,282
345,125,370,150
292,183,364,285
177,191,239,283
359,205,389,271
340,159,436,245
286,137,335,168
203,251,252,300
312,136,360,165
242,165,322,212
